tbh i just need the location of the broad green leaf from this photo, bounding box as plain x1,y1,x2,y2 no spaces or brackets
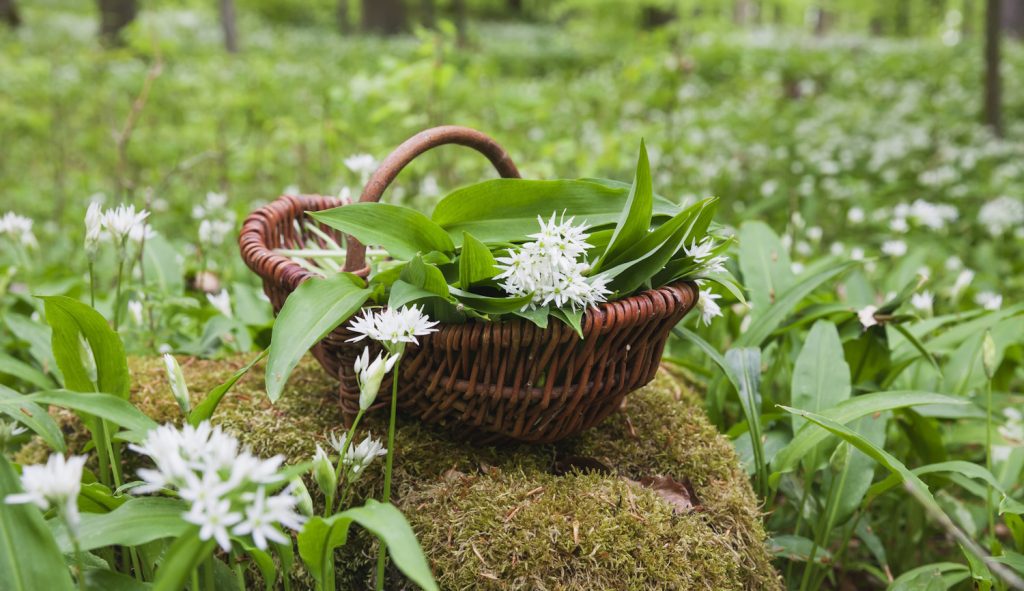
993,550,1024,575
297,500,437,591
0,385,65,452
141,234,184,295
189,350,268,427
7,390,158,436
790,321,851,434
767,534,833,564
673,327,742,394
83,567,153,591
4,311,63,382
458,232,498,289
431,178,677,245
828,412,887,526
309,203,455,260
399,256,450,298
735,261,856,348
603,198,718,294
726,347,765,495
152,527,216,591
550,307,584,338
738,221,794,320
888,562,970,590
596,141,654,270
51,497,189,553
40,296,129,399
266,273,372,402
866,460,1024,514
772,391,965,478
448,287,534,315
0,353,56,390
513,306,549,329
389,280,447,310
240,541,278,591
0,455,76,591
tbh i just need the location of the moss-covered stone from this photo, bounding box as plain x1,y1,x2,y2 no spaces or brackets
23,355,780,590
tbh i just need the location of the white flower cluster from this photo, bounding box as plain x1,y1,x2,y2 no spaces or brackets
328,432,388,480
195,192,236,247
683,237,729,275
347,305,439,351
130,422,305,551
0,212,37,248
84,202,153,255
695,286,723,326
344,154,379,183
6,454,87,532
978,196,1024,237
495,214,611,312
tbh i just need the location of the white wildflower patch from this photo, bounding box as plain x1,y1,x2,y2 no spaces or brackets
346,305,439,352
130,422,304,551
6,454,87,532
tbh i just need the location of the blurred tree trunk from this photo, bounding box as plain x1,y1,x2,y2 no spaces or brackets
1004,0,1024,37
813,7,833,35
337,0,351,34
733,0,751,25
984,0,1003,136
361,0,405,35
420,0,435,28
453,0,467,45
219,0,239,53
0,0,20,28
96,0,137,45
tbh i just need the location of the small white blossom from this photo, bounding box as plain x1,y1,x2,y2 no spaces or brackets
847,208,865,224
198,219,234,246
128,300,144,325
206,290,233,318
857,305,879,329
695,289,722,326
0,420,28,444
184,497,241,551
102,204,150,243
346,305,438,351
232,487,303,550
345,436,387,479
881,240,907,257
978,196,1024,236
951,269,975,298
344,154,378,181
975,291,1003,311
911,291,934,314
0,212,37,248
6,454,87,532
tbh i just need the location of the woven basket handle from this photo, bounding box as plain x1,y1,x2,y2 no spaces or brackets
342,125,521,273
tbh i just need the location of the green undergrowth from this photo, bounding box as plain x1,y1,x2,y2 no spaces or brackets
20,355,780,590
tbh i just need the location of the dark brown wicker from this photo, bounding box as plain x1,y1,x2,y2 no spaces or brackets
240,126,699,444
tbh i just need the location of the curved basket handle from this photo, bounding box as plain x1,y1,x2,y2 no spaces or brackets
342,125,521,273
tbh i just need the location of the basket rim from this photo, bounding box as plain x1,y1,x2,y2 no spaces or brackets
240,193,699,327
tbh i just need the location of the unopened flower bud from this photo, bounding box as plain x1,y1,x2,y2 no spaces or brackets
162,354,190,415
311,445,336,498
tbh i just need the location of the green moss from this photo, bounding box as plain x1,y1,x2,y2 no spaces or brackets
31,355,780,590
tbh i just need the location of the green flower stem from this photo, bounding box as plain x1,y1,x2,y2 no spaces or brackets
102,420,122,487
72,534,86,591
375,353,402,591
87,260,96,308
231,551,246,589
985,378,995,548
113,250,126,331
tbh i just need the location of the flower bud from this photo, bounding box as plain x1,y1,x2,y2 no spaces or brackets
354,347,398,411
311,445,337,498
162,354,190,415
982,331,998,380
290,477,315,517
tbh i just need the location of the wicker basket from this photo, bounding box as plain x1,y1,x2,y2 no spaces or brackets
240,126,699,444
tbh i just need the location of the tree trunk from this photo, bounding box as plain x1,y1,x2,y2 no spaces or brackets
453,0,467,45
0,0,20,28
219,0,239,53
420,0,435,28
984,0,1003,136
1003,0,1024,38
96,0,137,46
361,0,405,35
337,0,351,34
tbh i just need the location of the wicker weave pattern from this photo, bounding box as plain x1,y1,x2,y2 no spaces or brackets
239,126,699,443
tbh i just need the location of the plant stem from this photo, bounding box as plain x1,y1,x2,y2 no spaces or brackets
102,421,122,487
232,552,246,589
191,568,200,591
88,260,96,308
72,533,86,591
203,555,215,591
375,354,402,591
113,250,125,331
985,378,995,548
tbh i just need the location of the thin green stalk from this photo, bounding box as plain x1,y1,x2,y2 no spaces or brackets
88,260,96,308
375,355,402,591
128,546,143,581
93,425,111,487
985,378,995,548
72,534,86,591
800,468,844,591
191,568,200,591
102,421,122,487
113,252,125,331
785,480,813,583
232,552,246,589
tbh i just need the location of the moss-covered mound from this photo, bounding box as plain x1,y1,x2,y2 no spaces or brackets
24,355,780,590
